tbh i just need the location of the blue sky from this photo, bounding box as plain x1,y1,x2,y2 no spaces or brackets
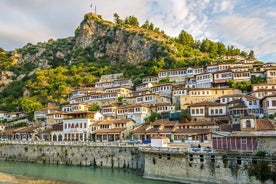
0,0,275,62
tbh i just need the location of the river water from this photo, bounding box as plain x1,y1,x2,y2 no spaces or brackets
0,160,176,184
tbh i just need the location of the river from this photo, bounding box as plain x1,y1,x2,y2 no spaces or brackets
0,160,177,184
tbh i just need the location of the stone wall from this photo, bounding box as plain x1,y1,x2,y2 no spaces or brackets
0,142,144,170
0,142,275,184
143,151,274,184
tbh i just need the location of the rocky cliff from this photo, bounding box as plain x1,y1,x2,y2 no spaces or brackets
74,13,165,64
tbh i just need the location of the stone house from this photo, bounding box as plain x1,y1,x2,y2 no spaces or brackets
34,106,59,121
241,95,262,118
219,94,243,104
158,68,187,83
135,82,153,91
180,88,238,109
212,131,276,155
264,68,276,84
104,86,132,97
212,70,233,87
142,76,159,84
132,119,213,143
189,101,227,122
69,92,120,106
232,71,251,82
152,103,175,114
41,122,63,141
227,99,248,124
125,93,171,106
100,104,119,118
46,111,64,127
195,72,213,88
261,95,276,115
116,104,151,124
150,83,173,97
93,119,135,142
95,78,133,89
62,103,96,141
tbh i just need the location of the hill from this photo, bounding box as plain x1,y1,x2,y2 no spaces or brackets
0,13,258,114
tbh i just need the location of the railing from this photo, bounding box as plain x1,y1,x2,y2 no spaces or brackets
139,146,186,154
0,140,144,148
187,147,213,153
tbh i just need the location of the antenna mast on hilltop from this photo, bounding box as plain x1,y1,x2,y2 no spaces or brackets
90,3,97,14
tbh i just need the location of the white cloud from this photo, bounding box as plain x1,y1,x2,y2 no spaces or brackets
0,0,275,62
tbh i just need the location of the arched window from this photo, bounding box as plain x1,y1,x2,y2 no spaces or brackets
246,120,251,128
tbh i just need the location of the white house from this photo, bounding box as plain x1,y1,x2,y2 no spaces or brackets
151,136,169,147
117,104,151,124
241,95,262,118
195,72,213,88
261,95,276,115
150,84,173,96
142,76,159,84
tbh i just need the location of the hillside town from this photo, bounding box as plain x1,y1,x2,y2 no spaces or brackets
0,58,276,154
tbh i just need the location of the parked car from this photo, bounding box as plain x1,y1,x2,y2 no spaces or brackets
127,139,141,144
142,139,151,144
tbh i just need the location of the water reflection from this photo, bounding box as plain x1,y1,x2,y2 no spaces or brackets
0,160,176,184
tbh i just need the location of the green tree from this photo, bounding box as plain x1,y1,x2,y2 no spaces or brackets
180,111,191,122
251,75,266,84
148,23,154,30
217,42,226,56
145,112,162,122
200,39,212,52
141,20,150,29
117,96,124,103
0,48,13,70
88,103,100,111
248,50,255,59
124,16,139,26
177,30,194,47
240,51,248,58
113,13,123,25
19,97,42,113
228,80,251,92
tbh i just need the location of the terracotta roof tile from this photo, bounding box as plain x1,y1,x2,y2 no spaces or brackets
95,128,126,134
256,119,275,131
190,101,225,107
174,128,211,134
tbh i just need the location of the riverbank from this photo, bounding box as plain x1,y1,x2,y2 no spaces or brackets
0,172,67,184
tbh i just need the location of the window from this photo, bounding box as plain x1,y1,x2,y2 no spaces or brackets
246,120,251,128
200,109,203,114
219,109,223,114
211,109,214,114
159,153,162,159
272,100,276,107
192,109,195,115
200,155,204,162
189,154,193,161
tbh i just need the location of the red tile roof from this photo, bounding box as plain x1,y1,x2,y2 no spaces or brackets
95,128,126,134
256,119,275,131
